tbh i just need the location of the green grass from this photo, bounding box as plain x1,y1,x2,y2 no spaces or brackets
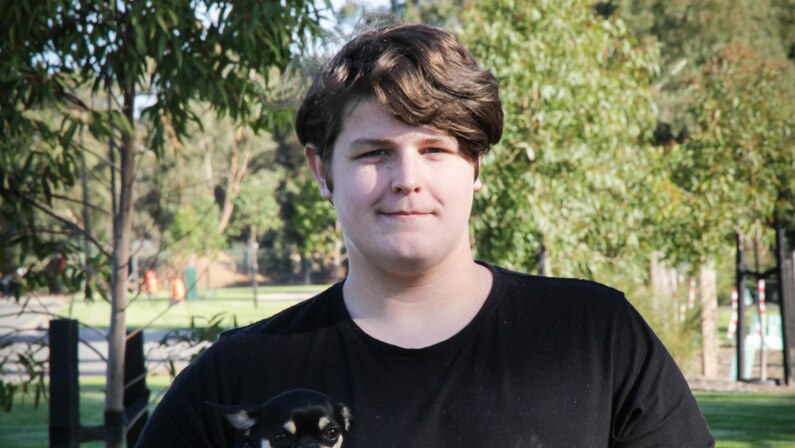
696,392,795,447
58,284,327,329
2,385,793,447
0,377,170,448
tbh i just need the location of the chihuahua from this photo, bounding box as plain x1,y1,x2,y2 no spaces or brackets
208,389,352,448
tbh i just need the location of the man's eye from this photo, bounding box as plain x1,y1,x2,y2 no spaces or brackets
423,147,449,156
361,149,387,158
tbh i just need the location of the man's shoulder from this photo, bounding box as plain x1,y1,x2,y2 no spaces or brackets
220,282,346,340
484,262,634,326
489,263,625,303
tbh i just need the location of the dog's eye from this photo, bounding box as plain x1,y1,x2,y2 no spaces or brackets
272,432,291,443
323,427,340,440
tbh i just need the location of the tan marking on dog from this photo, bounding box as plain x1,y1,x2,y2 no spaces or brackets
332,435,344,448
283,420,297,435
341,405,352,431
318,416,330,430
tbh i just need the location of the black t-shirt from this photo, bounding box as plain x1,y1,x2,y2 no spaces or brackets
136,263,714,447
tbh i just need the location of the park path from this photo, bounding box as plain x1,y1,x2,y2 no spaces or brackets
0,294,65,340
0,292,309,379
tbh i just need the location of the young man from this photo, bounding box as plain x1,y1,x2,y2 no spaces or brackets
137,24,714,447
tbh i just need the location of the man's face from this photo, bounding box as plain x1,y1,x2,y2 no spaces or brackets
306,99,481,274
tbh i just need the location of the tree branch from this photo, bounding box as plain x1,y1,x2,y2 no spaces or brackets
7,189,112,259
47,192,112,215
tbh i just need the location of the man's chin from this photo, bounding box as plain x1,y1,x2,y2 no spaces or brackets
373,250,445,275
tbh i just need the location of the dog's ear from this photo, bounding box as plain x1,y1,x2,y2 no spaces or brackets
221,409,258,432
206,401,260,433
339,404,353,432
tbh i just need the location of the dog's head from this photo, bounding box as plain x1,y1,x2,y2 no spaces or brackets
208,389,352,448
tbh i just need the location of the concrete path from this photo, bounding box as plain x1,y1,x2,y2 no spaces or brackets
1,291,309,380
0,294,66,341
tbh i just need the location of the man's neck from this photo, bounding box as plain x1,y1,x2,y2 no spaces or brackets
342,250,493,349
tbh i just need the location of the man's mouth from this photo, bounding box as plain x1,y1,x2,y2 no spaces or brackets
380,210,433,218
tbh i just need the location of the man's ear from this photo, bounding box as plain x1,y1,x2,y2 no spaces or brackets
304,144,332,200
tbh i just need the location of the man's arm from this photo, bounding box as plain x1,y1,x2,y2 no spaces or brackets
610,298,715,447
135,343,232,447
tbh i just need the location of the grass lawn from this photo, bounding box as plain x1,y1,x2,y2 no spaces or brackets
57,284,327,330
0,376,170,448
696,392,795,447
2,385,793,447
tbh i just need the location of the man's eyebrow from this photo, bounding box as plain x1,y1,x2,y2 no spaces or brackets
350,136,454,147
350,138,395,147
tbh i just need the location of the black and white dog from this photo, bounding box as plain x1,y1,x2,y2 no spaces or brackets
208,389,352,448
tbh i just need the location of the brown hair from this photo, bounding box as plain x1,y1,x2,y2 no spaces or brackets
295,23,503,167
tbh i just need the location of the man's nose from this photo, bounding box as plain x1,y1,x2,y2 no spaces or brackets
390,153,422,194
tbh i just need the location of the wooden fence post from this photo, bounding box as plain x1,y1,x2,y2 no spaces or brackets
49,319,80,448
124,329,150,447
49,320,151,446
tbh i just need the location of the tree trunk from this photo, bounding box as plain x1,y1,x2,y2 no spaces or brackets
699,260,719,378
649,251,666,313
249,225,259,308
105,85,136,448
216,129,250,235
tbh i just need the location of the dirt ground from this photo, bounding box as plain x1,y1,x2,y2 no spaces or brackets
159,252,267,289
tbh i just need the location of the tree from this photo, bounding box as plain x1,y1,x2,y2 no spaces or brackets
616,0,795,378
459,0,663,279
272,129,342,282
147,104,281,262
617,0,795,145
664,43,795,255
0,1,324,446
613,0,795,261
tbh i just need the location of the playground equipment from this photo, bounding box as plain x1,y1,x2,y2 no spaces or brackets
729,314,784,380
733,222,795,385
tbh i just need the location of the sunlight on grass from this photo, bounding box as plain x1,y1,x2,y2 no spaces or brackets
0,377,171,448
696,392,795,448
58,285,327,329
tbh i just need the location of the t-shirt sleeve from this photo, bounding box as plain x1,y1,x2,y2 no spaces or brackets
609,296,715,447
134,342,233,448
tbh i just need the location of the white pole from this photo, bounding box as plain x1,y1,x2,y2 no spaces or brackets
758,279,767,382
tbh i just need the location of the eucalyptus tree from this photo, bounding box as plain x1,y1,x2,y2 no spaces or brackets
461,0,663,279
665,42,795,258
0,1,324,445
271,129,341,282
615,0,795,260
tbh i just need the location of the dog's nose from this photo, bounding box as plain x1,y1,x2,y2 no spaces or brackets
295,439,325,448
